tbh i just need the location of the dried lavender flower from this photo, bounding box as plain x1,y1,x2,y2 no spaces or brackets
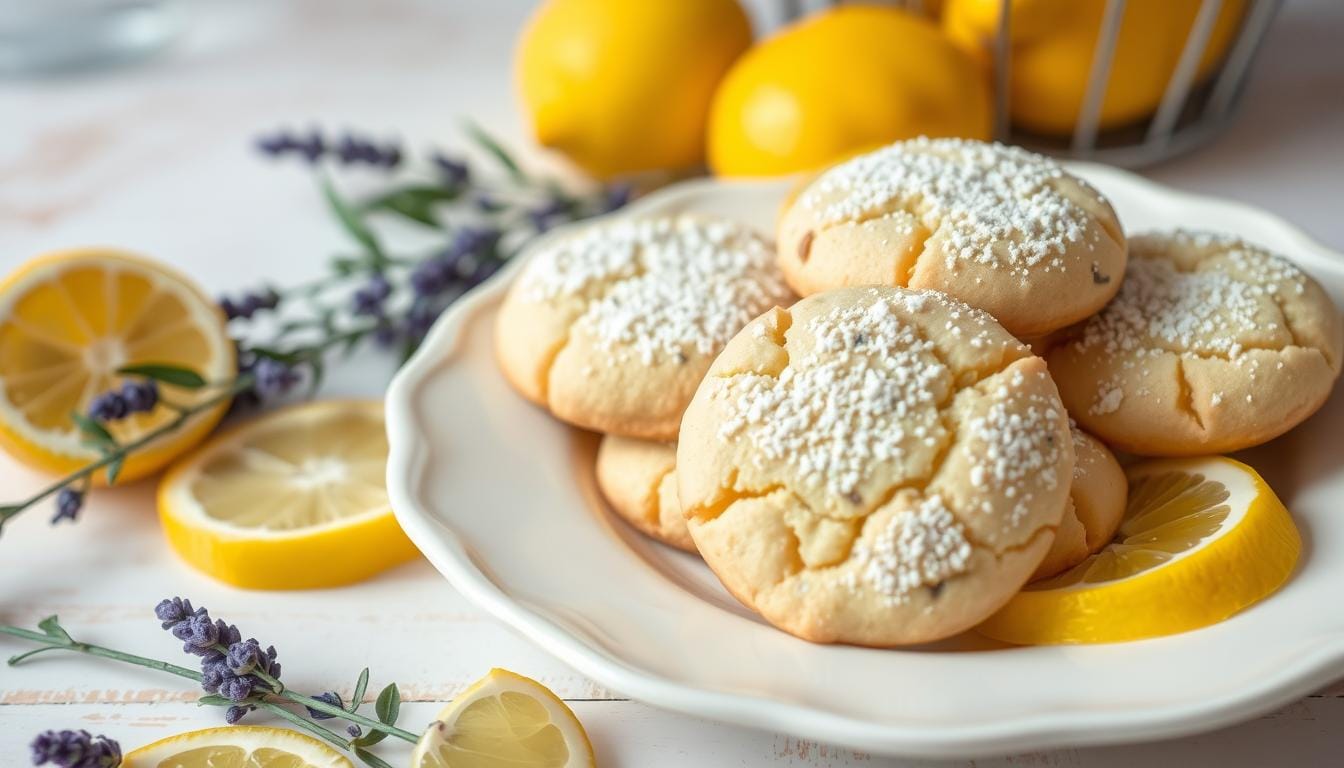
173,613,219,654
30,729,121,768
346,724,363,738
154,597,198,629
306,691,344,720
119,380,159,413
431,153,469,186
352,275,391,316
224,705,254,725
51,489,83,525
252,358,301,400
226,639,262,675
87,392,128,422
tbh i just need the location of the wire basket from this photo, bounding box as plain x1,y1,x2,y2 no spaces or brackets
776,0,1283,168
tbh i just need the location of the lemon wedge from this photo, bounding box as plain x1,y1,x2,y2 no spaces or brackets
0,248,234,482
978,456,1300,645
122,726,351,768
158,399,419,589
412,668,596,768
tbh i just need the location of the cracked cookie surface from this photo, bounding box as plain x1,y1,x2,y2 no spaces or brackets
777,138,1126,338
1030,425,1127,582
595,435,694,552
677,286,1073,646
495,215,793,440
1048,231,1344,455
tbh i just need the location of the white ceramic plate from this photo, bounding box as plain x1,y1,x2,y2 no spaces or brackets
385,166,1344,758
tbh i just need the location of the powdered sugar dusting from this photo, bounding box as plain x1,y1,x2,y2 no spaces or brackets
519,216,791,364
965,368,1064,524
1074,230,1307,359
846,494,973,604
801,138,1097,279
715,292,952,500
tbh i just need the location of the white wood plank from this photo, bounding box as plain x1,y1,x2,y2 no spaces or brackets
3,700,1343,767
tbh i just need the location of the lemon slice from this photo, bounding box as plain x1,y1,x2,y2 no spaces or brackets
978,456,1300,645
158,399,419,589
0,248,234,482
412,668,596,768
122,726,352,768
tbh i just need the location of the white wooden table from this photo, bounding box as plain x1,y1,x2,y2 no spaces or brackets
2,1,1342,764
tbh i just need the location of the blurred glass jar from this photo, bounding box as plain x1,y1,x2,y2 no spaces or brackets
0,0,182,75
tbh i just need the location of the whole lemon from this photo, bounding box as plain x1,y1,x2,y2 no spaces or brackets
943,0,1248,136
516,0,752,178
708,5,992,178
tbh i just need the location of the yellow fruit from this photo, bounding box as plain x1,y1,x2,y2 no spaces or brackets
516,0,752,178
978,457,1300,645
708,5,992,178
122,726,352,768
943,0,1248,135
412,668,595,768
0,248,234,484
158,399,418,590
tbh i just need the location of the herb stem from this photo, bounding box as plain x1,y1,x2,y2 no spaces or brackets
1,625,203,680
280,690,417,743
0,375,255,534
254,699,354,749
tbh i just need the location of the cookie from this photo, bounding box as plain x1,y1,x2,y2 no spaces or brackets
495,215,793,440
676,286,1074,646
777,138,1126,338
1049,231,1344,456
1030,425,1127,582
595,435,694,552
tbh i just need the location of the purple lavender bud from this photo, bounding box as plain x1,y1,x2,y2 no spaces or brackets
255,288,281,311
215,620,242,648
373,322,400,348
225,641,259,675
224,705,253,725
51,488,83,525
220,674,255,702
200,658,228,693
346,724,362,738
352,276,391,315
432,153,470,186
528,197,569,231
177,613,219,653
406,303,441,338
256,133,293,157
410,259,450,297
263,645,281,678
454,226,500,258
87,391,129,422
603,181,634,212
473,193,503,213
297,131,325,163
154,597,197,629
220,296,243,320
120,380,158,414
305,691,344,720
30,729,121,768
252,358,301,400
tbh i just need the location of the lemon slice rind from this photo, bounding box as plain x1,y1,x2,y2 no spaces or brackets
122,725,352,768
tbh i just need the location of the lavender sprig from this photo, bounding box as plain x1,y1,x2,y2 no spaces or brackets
0,125,632,535
30,729,120,768
4,600,414,768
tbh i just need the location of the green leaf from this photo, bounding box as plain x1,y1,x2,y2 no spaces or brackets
321,176,385,261
8,646,63,665
353,746,395,768
352,728,388,748
116,363,207,389
374,683,400,726
247,347,301,364
363,185,459,228
463,120,525,183
71,412,117,450
37,615,72,643
196,694,231,707
105,455,125,486
349,667,370,713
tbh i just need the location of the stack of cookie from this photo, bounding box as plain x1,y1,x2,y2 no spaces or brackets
496,138,1343,647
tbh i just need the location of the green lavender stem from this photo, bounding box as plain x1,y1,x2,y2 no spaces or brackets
0,622,418,743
